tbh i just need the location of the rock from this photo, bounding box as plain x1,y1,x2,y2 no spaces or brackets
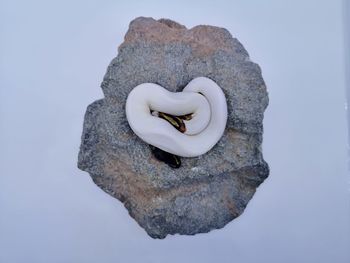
78,17,269,239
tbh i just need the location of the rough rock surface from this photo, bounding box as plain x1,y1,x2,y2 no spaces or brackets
78,17,269,239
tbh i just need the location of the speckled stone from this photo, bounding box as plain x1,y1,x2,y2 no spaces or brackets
78,17,269,239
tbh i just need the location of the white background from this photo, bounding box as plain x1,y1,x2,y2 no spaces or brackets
1,1,349,262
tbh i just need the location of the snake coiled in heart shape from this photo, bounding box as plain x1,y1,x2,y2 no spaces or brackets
126,77,228,157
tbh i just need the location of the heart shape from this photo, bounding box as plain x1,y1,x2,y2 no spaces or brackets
126,77,227,157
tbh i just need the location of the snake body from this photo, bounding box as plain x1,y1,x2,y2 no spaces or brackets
125,77,227,157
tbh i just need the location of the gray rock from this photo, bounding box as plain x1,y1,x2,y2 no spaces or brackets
78,17,269,239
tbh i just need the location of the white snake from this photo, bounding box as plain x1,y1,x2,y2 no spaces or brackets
125,77,227,157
